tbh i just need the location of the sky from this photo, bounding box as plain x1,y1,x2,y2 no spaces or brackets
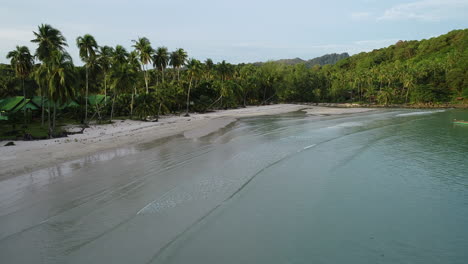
1,0,467,65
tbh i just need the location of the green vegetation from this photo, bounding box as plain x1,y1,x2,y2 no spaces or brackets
254,53,350,68
0,25,467,140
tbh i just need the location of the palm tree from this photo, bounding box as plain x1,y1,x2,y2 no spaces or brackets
97,45,114,104
31,24,68,130
170,48,187,81
113,45,129,65
6,46,34,125
31,24,68,64
153,47,169,83
185,58,202,116
132,37,154,93
204,58,214,80
48,51,75,134
32,64,48,127
76,34,98,124
128,51,141,118
109,62,136,121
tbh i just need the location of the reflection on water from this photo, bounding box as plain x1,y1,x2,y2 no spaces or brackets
1,109,467,264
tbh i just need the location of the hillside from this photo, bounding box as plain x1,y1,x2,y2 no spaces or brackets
255,52,349,67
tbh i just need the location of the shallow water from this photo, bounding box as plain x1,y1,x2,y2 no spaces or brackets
1,109,467,263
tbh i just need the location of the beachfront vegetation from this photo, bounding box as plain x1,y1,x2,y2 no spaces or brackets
0,25,467,139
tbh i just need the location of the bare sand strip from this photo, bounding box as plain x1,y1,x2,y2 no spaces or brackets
0,104,374,178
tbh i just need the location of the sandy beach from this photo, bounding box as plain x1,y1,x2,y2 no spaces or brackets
0,104,374,179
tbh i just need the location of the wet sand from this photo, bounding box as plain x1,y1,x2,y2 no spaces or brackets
0,105,373,179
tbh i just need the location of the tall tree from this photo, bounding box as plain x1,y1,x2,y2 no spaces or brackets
76,34,98,124
97,45,114,104
170,48,187,81
31,24,68,132
153,47,169,83
128,51,141,118
6,46,34,125
31,24,68,64
185,58,202,116
47,51,75,133
32,63,48,127
132,37,154,93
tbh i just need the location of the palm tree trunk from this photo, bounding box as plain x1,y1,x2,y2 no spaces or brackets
162,68,165,83
85,66,89,124
110,94,116,121
130,86,135,118
185,76,192,116
48,98,52,138
53,102,56,132
157,102,162,121
104,74,107,105
177,67,180,81
144,67,149,94
41,90,45,127
22,78,26,126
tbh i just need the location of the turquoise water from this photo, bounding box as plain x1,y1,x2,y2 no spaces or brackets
1,109,467,264
155,109,468,264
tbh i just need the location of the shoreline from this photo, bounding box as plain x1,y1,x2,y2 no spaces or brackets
0,104,375,179
310,102,468,109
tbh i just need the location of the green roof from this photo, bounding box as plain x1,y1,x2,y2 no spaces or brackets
67,101,80,107
0,96,24,111
11,99,39,112
88,95,108,106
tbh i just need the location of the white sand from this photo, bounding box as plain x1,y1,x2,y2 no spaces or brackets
0,104,374,178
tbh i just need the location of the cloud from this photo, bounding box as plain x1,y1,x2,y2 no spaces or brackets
378,0,468,21
351,12,372,21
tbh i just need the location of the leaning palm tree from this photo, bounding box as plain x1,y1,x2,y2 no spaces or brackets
97,45,114,104
185,58,202,116
170,48,187,81
6,46,34,125
132,37,154,93
76,34,98,124
47,50,75,134
153,47,169,83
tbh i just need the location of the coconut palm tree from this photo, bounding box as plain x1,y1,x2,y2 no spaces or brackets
170,48,187,81
185,58,202,116
128,51,141,118
48,50,75,134
109,61,136,121
153,47,169,83
204,58,214,80
97,45,114,104
31,24,68,64
6,46,34,125
132,37,154,93
112,45,129,66
32,64,48,127
76,34,98,124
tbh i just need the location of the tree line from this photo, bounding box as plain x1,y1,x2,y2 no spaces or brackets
2,25,467,134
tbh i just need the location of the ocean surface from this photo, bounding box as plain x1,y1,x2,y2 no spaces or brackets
1,109,467,264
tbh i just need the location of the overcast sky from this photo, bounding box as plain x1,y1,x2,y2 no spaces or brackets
1,0,467,65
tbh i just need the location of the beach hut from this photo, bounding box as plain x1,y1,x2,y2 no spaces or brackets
0,96,25,113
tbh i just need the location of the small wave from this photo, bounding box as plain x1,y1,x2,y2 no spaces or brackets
396,110,445,117
303,144,316,150
326,122,364,129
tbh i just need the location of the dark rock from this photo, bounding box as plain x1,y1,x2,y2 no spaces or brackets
4,141,15,146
